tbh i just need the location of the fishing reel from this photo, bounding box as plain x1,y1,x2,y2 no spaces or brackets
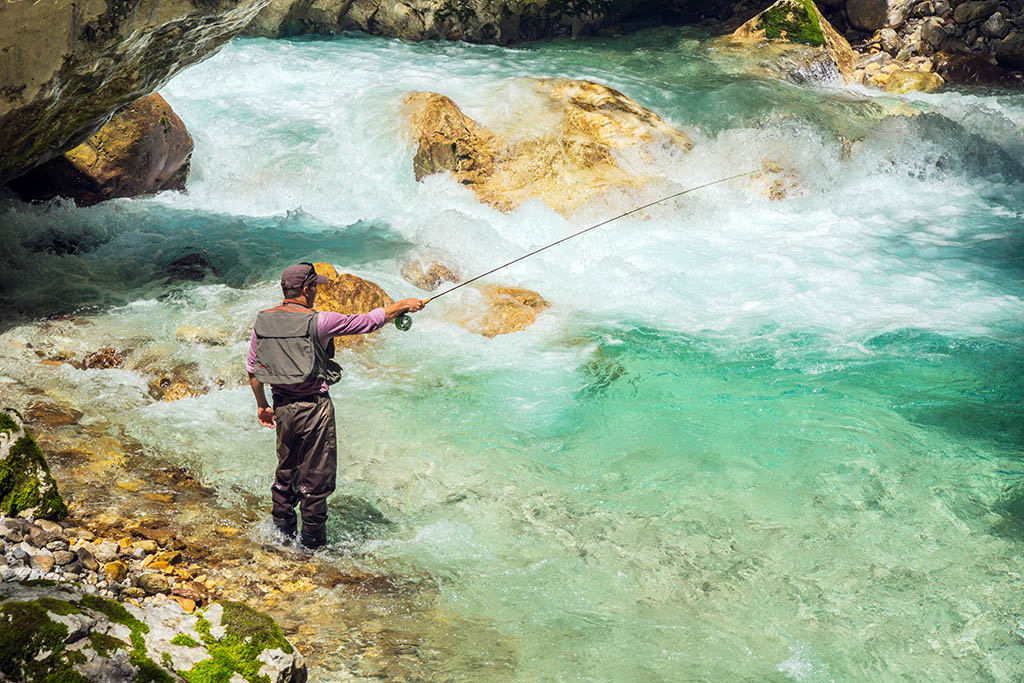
395,313,413,331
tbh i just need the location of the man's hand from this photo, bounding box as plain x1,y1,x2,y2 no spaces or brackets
384,298,426,322
257,406,275,428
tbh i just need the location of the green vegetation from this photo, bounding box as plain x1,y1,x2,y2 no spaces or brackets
760,0,825,47
37,597,82,615
89,631,128,658
183,601,293,683
171,634,201,648
0,600,89,682
80,594,173,683
0,411,67,520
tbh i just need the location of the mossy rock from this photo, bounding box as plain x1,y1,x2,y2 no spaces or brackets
0,408,67,520
0,599,88,682
758,0,825,46
184,600,299,683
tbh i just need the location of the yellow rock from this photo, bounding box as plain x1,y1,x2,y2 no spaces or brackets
142,492,175,504
884,70,944,93
447,285,551,338
402,260,460,292
161,382,200,401
135,540,158,553
105,560,128,583
154,550,183,565
118,538,133,549
171,596,196,613
214,525,241,538
403,79,692,217
149,560,173,573
312,263,393,316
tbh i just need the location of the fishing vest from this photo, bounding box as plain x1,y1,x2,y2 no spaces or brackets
251,304,342,386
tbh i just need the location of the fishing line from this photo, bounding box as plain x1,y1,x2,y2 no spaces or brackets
395,168,761,330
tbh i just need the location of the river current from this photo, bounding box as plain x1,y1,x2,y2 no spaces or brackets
1,27,1023,681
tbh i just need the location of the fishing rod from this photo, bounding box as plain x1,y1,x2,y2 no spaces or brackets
395,168,761,331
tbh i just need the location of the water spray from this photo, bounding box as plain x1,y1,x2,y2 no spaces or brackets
395,169,761,331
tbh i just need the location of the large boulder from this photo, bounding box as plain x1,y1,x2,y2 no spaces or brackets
312,262,394,315
244,0,727,44
845,0,914,30
883,69,944,92
8,94,193,206
729,0,856,84
0,0,269,185
0,409,67,521
0,582,306,683
403,79,692,216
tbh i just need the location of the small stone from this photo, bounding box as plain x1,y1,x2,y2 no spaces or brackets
53,550,76,565
149,560,173,573
92,540,119,564
155,550,183,565
35,519,64,535
66,528,95,542
122,586,146,599
1,568,15,581
11,547,27,562
118,537,134,550
105,560,128,583
142,492,176,504
954,0,999,23
136,572,172,595
29,552,53,573
132,527,176,546
981,11,1010,38
77,547,99,571
27,525,53,547
2,530,24,543
135,540,158,553
865,61,883,74
921,17,948,48
130,546,147,560
171,596,196,613
46,539,69,552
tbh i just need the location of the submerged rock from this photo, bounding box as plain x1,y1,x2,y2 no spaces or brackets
9,94,193,206
0,409,67,520
402,259,461,292
446,285,551,338
403,79,692,216
0,0,266,185
728,0,856,84
884,69,945,92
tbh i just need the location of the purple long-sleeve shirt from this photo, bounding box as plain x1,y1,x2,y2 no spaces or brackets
247,307,387,398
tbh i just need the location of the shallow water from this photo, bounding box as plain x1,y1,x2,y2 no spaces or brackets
1,26,1023,681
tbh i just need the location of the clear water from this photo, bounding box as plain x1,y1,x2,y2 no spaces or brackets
2,26,1024,681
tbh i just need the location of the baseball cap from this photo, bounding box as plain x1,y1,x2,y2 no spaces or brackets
281,262,328,289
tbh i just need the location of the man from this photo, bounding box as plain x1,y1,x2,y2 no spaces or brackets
246,262,424,548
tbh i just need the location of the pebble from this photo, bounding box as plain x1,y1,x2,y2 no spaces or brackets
1,568,15,581
46,539,69,552
12,547,28,561
53,550,76,566
77,547,99,571
35,519,63,535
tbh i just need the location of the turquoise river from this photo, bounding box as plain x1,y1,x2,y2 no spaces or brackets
1,27,1023,681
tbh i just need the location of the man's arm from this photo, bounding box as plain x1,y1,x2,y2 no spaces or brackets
382,298,425,322
248,373,275,428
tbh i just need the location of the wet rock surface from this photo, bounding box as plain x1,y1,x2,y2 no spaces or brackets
403,79,693,216
445,285,552,338
0,0,268,185
8,94,194,206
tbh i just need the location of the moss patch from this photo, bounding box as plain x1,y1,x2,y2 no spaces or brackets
89,631,128,658
760,0,825,47
37,597,82,615
0,411,67,520
79,594,173,682
0,600,89,682
183,601,293,683
171,634,201,648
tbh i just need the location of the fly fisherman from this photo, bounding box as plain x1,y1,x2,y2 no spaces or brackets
246,263,424,549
